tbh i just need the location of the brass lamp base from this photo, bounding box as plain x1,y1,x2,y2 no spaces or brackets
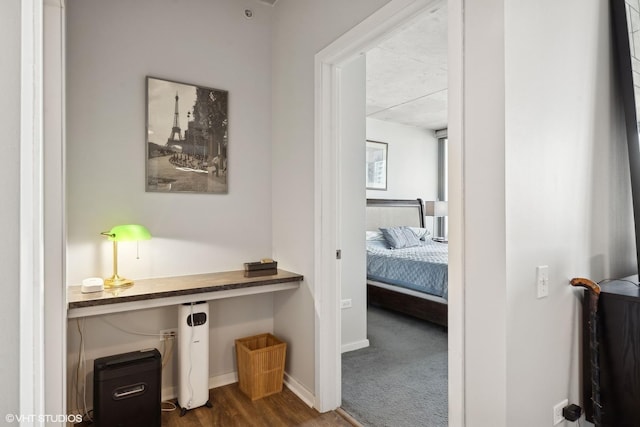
104,275,134,289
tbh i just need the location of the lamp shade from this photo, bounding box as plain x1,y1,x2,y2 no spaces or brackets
105,224,151,242
424,201,448,217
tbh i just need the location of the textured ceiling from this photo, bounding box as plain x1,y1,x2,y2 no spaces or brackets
366,0,447,130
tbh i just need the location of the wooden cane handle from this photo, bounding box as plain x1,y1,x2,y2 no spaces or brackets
570,277,601,295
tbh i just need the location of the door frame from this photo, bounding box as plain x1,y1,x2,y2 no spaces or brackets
313,0,465,425
20,0,67,418
20,0,45,418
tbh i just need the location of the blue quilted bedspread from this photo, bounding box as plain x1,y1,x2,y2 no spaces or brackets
366,239,448,300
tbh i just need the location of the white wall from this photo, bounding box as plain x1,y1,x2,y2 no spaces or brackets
460,1,635,425
0,0,21,418
271,0,390,396
340,57,368,352
366,118,438,205
504,1,635,426
462,0,507,423
66,0,275,282
65,0,278,408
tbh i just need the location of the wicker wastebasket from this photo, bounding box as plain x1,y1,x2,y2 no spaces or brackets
235,333,287,400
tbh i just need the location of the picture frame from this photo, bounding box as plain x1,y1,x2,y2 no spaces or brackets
146,76,228,193
366,140,388,190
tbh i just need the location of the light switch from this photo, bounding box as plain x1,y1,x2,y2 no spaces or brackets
536,265,549,298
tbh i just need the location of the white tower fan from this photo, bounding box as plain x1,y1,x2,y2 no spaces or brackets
178,301,212,416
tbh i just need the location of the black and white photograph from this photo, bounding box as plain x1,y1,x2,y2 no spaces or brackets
146,76,228,193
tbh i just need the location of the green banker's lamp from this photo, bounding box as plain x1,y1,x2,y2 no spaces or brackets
100,224,151,289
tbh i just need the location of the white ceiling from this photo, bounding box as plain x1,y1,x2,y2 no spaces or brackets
366,0,448,130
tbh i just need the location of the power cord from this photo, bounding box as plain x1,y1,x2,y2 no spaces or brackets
100,317,169,338
160,332,178,412
187,303,195,409
161,401,177,412
161,333,175,369
75,319,93,422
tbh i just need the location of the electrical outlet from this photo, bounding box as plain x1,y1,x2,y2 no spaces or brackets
159,328,177,341
340,299,352,309
553,399,568,425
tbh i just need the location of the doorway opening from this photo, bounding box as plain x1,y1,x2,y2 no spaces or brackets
313,0,464,425
340,4,449,423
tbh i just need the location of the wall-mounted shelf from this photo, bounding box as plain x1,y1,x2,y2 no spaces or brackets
67,269,303,319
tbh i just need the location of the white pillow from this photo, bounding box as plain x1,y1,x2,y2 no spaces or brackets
380,226,422,249
409,227,431,240
366,230,385,241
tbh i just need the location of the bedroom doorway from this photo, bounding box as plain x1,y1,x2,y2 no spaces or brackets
313,0,464,424
340,4,449,422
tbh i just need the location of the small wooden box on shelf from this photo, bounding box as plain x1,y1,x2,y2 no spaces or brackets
244,259,278,277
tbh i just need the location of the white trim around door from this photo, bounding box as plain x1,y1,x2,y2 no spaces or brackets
21,0,68,420
43,0,67,418
20,0,45,419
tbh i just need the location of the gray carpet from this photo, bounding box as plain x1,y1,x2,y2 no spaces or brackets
341,306,448,427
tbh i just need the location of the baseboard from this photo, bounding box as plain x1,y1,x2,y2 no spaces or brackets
283,372,316,408
161,370,318,409
161,371,238,401
209,371,239,389
161,381,177,401
341,339,369,353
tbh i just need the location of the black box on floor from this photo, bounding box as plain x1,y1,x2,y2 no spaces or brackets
93,348,161,427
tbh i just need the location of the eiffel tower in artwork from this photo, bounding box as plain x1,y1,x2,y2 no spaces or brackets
167,92,182,144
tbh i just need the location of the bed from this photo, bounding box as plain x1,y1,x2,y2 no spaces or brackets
366,198,448,326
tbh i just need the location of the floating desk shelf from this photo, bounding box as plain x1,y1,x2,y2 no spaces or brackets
67,269,303,319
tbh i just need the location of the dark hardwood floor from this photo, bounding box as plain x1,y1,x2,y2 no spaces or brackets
163,383,353,427
77,383,352,426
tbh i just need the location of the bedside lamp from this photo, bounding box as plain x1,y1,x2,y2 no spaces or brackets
424,201,448,240
100,224,151,289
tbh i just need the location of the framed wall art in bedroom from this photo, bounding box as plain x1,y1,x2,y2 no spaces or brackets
366,140,388,190
146,76,228,194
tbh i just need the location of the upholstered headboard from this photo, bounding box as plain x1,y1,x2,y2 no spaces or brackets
365,198,425,231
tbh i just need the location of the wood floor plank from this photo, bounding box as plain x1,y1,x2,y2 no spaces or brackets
79,383,351,426
159,383,352,427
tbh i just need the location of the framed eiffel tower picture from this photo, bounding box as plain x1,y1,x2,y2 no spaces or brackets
146,76,228,193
